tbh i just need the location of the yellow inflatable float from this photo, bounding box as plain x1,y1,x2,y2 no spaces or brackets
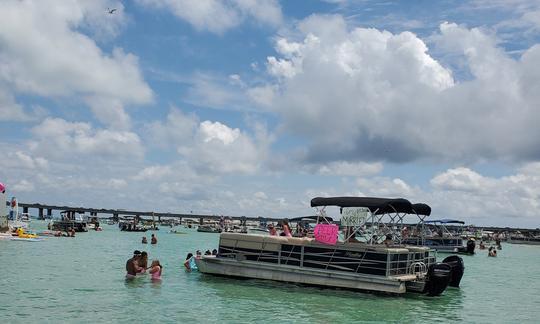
15,228,38,239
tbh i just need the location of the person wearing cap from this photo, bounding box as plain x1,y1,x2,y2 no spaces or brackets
126,250,142,279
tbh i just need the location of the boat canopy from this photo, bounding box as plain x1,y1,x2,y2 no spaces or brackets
310,197,431,216
424,219,465,224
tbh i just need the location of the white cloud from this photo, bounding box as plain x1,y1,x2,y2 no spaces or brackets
133,165,172,181
199,121,240,145
136,0,283,34
29,118,144,159
428,165,540,225
257,15,540,164
145,108,271,174
305,161,383,176
0,0,152,128
192,121,268,174
12,180,35,193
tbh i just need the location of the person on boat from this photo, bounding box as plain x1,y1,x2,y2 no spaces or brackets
204,250,211,255
401,226,409,239
196,250,202,259
151,234,157,244
142,236,147,244
383,234,393,247
281,219,292,237
268,224,277,236
212,249,218,256
149,260,162,280
126,250,142,279
138,251,148,274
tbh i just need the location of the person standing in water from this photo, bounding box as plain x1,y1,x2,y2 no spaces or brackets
151,234,157,244
184,253,195,271
149,260,162,280
126,251,142,279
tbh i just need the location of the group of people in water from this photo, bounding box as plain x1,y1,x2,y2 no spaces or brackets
141,234,158,244
125,250,162,280
53,227,76,237
479,238,502,257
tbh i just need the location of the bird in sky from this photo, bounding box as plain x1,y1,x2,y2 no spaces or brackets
107,8,117,14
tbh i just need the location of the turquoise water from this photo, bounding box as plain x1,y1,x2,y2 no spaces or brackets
1,221,539,323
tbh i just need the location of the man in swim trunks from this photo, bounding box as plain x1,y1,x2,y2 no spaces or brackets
126,250,142,278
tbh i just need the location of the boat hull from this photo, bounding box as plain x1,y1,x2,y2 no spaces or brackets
195,256,417,294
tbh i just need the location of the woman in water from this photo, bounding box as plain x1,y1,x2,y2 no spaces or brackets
184,253,194,271
149,260,162,280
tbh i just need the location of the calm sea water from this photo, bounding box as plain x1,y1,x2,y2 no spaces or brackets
1,221,539,323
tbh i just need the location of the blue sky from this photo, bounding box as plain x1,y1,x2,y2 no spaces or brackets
2,0,540,227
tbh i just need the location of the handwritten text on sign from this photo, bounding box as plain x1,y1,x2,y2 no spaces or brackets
341,207,371,226
314,224,339,245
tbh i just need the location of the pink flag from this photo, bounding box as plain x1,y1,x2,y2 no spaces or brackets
314,224,339,245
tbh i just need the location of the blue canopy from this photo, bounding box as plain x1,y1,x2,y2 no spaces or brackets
424,219,465,224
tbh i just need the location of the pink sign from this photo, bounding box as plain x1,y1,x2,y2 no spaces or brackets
314,224,339,245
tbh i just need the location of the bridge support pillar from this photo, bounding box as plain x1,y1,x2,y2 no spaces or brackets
23,206,29,214
113,213,119,222
158,216,161,223
38,208,44,220
47,209,52,218
199,217,203,225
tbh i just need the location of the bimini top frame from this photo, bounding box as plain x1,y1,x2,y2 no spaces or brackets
310,197,431,244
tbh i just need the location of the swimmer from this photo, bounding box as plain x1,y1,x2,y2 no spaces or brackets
142,236,147,244
151,234,157,244
184,253,194,272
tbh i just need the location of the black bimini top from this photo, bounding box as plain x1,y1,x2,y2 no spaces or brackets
310,197,431,216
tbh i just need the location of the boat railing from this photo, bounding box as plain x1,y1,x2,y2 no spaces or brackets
218,235,433,277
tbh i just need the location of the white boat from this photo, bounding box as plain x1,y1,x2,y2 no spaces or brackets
196,197,465,296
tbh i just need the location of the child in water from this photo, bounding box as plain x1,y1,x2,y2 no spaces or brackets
149,260,162,280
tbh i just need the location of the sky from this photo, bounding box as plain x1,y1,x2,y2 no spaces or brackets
1,0,540,228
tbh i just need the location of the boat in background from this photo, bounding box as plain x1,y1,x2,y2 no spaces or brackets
197,224,222,233
402,219,475,254
50,211,88,232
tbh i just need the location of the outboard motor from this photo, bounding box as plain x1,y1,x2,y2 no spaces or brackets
466,239,476,254
424,263,452,296
442,255,464,288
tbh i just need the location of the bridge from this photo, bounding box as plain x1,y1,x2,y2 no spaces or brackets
4,201,539,232
4,201,299,224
